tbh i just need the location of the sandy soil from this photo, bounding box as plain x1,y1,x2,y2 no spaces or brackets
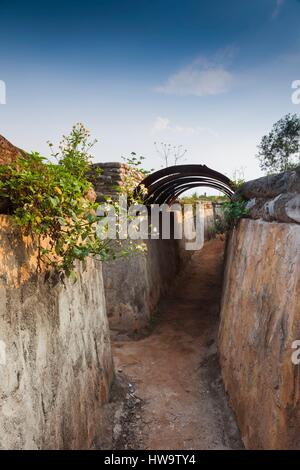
108,239,243,450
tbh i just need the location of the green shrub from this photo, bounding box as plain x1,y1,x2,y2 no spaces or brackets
221,199,249,229
0,124,132,280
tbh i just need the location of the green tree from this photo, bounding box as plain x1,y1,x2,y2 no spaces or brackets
257,114,300,174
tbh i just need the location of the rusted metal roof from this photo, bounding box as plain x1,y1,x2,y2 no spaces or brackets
135,164,234,204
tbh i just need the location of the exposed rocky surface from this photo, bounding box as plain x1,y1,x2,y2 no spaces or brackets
245,193,300,224
235,166,300,225
100,373,145,450
235,166,300,201
0,135,26,213
0,215,114,449
91,162,143,201
219,219,300,449
0,134,24,165
103,238,186,337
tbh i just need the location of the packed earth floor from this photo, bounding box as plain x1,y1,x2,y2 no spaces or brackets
104,239,243,450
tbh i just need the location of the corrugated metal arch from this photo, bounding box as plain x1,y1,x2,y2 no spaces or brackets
135,165,234,205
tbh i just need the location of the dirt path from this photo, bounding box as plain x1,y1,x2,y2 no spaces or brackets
111,239,243,450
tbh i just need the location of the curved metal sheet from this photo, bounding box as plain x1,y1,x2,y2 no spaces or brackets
135,164,234,205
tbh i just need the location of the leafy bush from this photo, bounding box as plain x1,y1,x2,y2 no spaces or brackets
230,179,245,192
221,199,249,229
0,124,131,279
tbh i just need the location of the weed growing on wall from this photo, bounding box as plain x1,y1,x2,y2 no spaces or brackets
120,152,153,203
221,200,249,229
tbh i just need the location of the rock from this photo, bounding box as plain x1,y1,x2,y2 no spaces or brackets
85,187,97,202
0,134,24,165
0,135,27,213
90,162,143,202
263,193,297,222
0,135,23,214
246,193,300,224
219,219,300,449
234,167,300,201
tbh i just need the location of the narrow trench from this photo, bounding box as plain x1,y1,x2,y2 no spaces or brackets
105,239,243,450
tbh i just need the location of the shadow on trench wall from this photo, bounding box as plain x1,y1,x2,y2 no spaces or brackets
102,202,219,337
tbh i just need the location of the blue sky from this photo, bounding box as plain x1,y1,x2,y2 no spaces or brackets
1,0,300,185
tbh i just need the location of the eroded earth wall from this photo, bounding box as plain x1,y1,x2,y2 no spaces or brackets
103,237,188,335
219,218,300,449
0,215,114,449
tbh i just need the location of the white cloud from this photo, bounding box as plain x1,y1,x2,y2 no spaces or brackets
155,55,234,97
152,116,171,133
151,116,218,138
272,0,285,18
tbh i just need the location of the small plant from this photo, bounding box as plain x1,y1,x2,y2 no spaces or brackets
48,123,97,178
221,199,249,229
121,152,151,176
230,179,245,192
120,152,153,203
154,142,187,167
213,213,227,235
207,225,217,240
